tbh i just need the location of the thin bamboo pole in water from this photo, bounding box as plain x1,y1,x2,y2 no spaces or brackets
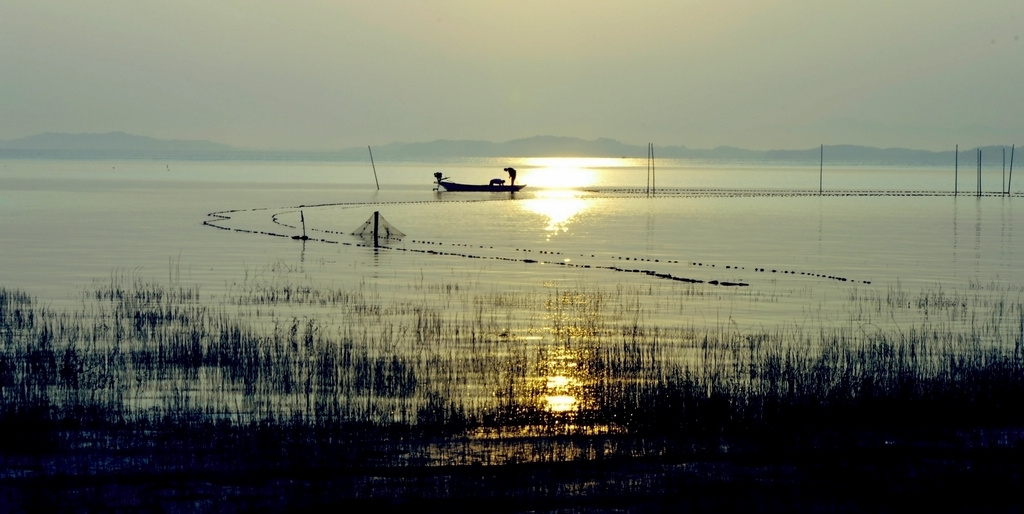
649,143,655,196
373,211,379,248
645,143,651,196
977,149,982,197
1009,145,1015,195
368,146,380,191
647,144,655,196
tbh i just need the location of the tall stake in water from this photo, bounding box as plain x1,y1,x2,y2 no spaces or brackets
1009,145,1015,195
645,143,650,195
373,210,380,248
648,143,656,196
368,146,380,191
977,148,982,197
955,144,958,196
292,210,309,240
819,144,823,195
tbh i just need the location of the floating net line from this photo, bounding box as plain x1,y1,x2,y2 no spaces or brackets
352,211,405,240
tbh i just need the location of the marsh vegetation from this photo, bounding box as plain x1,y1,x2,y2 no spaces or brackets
2,271,1024,510
3,271,1022,458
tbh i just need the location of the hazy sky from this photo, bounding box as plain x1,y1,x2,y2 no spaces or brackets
2,1,1020,151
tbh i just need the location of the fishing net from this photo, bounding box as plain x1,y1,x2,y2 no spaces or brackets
352,211,405,240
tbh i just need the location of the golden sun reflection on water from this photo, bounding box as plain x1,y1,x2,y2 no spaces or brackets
538,347,588,414
544,394,578,413
517,157,612,189
544,375,578,413
520,190,589,235
515,158,614,235
534,290,605,415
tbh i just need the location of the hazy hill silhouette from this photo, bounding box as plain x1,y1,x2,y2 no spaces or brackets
1,132,1018,166
374,136,1014,167
1,131,234,151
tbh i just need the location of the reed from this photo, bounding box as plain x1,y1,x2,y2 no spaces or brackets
1,271,1022,459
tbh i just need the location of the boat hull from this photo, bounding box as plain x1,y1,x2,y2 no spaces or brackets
437,181,525,192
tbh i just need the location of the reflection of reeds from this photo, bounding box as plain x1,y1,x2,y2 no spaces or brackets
1,274,1023,453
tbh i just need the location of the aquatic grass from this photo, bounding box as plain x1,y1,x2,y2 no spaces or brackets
0,272,1023,463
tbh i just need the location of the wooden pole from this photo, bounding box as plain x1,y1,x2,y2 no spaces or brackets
651,143,655,195
1009,145,1015,195
819,144,823,195
1003,148,1007,195
372,209,380,247
646,143,651,196
292,210,309,240
955,144,958,196
368,146,380,191
977,148,982,197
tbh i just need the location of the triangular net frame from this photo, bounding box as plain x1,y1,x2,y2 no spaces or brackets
351,211,405,241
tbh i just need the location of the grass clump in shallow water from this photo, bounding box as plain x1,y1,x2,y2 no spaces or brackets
3,277,1024,510
1,276,1022,446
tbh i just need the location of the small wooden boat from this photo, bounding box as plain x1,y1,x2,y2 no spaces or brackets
433,172,525,192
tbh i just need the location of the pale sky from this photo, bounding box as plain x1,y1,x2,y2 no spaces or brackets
1,1,1020,151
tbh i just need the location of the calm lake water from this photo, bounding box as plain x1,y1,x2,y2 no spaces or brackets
4,155,1024,431
1,157,1022,332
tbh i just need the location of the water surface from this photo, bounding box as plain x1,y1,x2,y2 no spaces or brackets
1,158,1021,332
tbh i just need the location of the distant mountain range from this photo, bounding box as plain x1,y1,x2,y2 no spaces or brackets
1,131,234,152
1,132,1018,166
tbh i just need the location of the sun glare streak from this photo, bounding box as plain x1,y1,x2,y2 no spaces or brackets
543,372,581,413
520,190,589,236
517,157,623,189
536,346,591,415
522,157,630,169
544,394,578,413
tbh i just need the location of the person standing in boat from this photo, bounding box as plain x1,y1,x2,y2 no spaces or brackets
503,167,517,186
